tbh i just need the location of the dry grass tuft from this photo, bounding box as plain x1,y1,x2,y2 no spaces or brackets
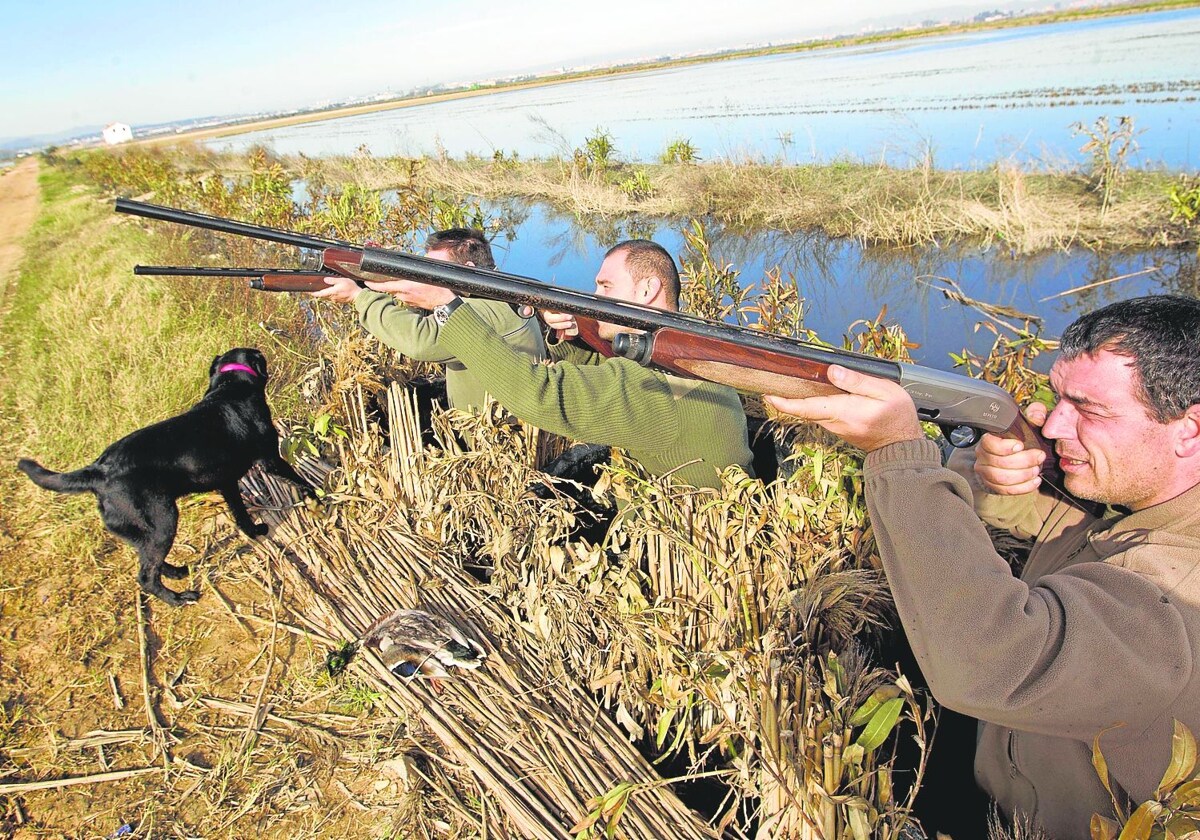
401,155,1189,254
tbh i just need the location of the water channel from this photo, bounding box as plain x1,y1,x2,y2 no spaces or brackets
482,201,1196,368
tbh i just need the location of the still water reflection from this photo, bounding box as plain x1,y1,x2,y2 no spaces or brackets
480,202,1197,370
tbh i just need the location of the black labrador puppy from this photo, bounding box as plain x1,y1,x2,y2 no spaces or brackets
17,348,315,606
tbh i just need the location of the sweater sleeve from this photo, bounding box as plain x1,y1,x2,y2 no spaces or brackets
946,446,1061,539
546,335,604,366
436,304,683,451
865,439,1191,742
353,293,536,364
354,290,453,363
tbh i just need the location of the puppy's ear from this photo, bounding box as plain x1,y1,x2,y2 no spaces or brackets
249,349,268,380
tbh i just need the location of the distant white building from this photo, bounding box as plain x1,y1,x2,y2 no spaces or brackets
102,122,132,145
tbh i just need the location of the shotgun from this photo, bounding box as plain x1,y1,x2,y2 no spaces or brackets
117,197,1054,461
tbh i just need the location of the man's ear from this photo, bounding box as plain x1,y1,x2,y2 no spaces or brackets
1176,405,1200,458
642,276,662,302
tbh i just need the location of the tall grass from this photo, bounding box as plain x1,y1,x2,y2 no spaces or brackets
410,146,1189,253
4,181,270,466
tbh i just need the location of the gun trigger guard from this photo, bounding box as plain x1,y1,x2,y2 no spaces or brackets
942,425,980,449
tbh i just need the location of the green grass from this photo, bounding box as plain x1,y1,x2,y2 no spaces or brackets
4,170,313,468
0,164,318,582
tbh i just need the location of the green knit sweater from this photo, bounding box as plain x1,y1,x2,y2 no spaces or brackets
438,304,753,489
354,291,546,409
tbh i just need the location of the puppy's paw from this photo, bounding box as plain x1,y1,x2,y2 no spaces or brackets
161,562,191,580
157,588,201,607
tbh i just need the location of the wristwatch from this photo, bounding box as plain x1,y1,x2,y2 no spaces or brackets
432,296,464,326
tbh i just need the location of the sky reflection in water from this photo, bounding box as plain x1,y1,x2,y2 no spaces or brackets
483,202,1196,371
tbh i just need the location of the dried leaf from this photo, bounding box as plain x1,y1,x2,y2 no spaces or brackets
1169,780,1200,808
847,800,872,840
1158,720,1199,798
1091,814,1119,840
1093,724,1128,820
1117,801,1161,840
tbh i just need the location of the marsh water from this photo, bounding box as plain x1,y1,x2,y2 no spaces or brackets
479,203,1195,368
213,9,1200,169
243,8,1200,367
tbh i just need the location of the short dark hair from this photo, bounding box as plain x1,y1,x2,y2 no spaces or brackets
605,240,680,308
1059,294,1200,422
424,228,495,270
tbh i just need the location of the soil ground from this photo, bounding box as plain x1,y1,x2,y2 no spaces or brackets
0,160,38,296
0,159,390,840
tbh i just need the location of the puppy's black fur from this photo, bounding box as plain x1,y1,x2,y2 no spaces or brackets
17,348,314,606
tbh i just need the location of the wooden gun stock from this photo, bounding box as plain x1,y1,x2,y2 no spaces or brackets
252,274,338,292
616,326,843,400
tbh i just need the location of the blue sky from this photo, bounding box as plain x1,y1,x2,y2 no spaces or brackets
4,0,1032,140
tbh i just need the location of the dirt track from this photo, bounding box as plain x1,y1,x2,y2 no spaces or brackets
0,159,38,295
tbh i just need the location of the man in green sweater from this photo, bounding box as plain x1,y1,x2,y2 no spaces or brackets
311,228,546,409
362,240,753,489
766,295,1200,839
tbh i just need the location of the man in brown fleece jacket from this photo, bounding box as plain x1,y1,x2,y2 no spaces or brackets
767,295,1200,839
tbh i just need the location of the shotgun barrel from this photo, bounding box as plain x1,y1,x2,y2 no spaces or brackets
116,197,352,251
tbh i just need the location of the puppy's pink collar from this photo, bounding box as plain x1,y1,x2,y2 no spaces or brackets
218,363,259,377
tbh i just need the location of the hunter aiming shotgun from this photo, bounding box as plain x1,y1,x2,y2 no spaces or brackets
116,197,1056,466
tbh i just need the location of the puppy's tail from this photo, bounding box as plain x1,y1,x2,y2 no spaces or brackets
16,459,101,494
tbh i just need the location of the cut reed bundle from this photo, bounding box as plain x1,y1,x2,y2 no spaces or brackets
241,378,927,839
242,382,720,839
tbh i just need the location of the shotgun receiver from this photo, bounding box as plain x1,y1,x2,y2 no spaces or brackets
117,197,1053,460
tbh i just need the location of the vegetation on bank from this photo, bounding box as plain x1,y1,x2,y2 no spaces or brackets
73,102,1200,258
425,113,1199,254
122,115,1200,256
2,144,1198,838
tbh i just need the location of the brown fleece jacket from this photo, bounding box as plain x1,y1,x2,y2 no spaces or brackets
864,438,1200,839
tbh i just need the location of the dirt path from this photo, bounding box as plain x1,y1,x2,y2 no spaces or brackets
0,158,39,298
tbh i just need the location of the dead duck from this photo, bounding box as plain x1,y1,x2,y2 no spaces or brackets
325,608,487,690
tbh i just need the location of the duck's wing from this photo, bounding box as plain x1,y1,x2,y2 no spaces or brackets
367,609,487,665
378,640,452,678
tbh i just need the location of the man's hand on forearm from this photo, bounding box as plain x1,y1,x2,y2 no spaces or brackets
308,275,363,304
764,364,924,452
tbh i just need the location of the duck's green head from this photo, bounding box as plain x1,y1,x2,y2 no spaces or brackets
324,641,358,678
